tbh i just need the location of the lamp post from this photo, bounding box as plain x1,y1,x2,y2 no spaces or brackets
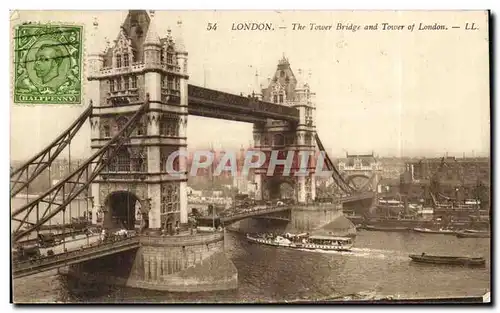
87,196,94,223
143,198,151,233
83,196,94,246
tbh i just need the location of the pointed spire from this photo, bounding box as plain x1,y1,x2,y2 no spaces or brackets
89,17,103,55
144,10,161,46
295,68,310,90
103,36,111,54
166,27,173,43
296,68,305,88
175,19,186,53
253,70,261,96
278,53,289,65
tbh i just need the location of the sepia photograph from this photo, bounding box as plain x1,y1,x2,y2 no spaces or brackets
9,9,491,304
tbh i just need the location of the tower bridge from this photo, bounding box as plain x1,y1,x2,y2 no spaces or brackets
11,10,374,290
338,152,382,193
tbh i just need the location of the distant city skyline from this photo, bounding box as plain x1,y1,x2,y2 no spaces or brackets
11,11,490,161
10,145,490,164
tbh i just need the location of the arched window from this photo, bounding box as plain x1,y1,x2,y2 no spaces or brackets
263,135,269,146
160,117,179,136
167,52,173,64
273,134,285,146
161,184,180,218
304,133,312,146
116,54,122,68
273,94,278,103
278,94,284,103
136,122,145,136
113,148,130,172
132,153,146,172
116,117,128,132
167,76,173,90
123,53,129,67
103,125,110,137
124,76,129,90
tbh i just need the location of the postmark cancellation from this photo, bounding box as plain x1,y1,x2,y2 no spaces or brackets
13,24,83,105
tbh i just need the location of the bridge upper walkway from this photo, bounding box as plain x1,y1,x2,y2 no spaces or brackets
12,236,140,279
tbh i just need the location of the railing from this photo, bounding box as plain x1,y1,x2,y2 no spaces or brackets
221,205,290,223
139,232,224,247
13,236,140,276
93,62,181,78
161,88,181,96
109,89,139,98
338,193,375,202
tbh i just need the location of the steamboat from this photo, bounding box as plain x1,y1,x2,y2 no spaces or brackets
246,233,354,252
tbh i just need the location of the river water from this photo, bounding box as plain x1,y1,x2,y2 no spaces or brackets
12,229,490,303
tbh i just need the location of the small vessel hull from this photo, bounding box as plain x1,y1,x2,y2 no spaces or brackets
456,232,490,238
464,229,490,233
409,254,486,267
246,236,353,252
413,228,456,235
364,225,409,232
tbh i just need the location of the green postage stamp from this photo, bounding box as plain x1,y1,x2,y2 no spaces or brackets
13,24,83,104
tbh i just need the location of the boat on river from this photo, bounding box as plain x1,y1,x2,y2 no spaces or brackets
246,233,354,251
409,253,486,267
456,231,490,238
413,228,456,235
464,229,489,233
364,225,410,232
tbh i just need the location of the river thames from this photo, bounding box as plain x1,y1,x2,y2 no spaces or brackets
13,229,490,303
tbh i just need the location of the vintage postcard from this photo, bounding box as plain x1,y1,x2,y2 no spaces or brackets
10,10,491,304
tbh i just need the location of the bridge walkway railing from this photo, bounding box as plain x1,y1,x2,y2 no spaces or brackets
13,235,140,278
220,205,290,224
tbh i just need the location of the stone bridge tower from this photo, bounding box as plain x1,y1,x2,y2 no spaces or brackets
338,153,382,193
253,56,316,204
87,10,188,232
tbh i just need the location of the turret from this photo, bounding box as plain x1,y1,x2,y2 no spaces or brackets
87,17,104,106
143,10,162,102
143,10,161,68
175,20,188,75
252,70,263,100
174,19,189,224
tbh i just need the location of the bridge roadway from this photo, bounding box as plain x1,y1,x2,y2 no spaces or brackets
218,194,374,224
338,192,375,203
220,205,292,224
13,196,371,279
12,236,140,279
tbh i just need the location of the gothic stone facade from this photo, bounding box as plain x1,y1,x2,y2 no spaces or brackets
253,56,317,204
88,11,188,229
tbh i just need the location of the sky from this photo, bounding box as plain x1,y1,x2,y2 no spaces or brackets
10,10,490,161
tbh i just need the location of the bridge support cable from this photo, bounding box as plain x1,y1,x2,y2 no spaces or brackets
12,100,150,243
314,133,356,194
10,105,93,198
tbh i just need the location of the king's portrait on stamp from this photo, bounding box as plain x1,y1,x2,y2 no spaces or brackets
14,24,83,105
